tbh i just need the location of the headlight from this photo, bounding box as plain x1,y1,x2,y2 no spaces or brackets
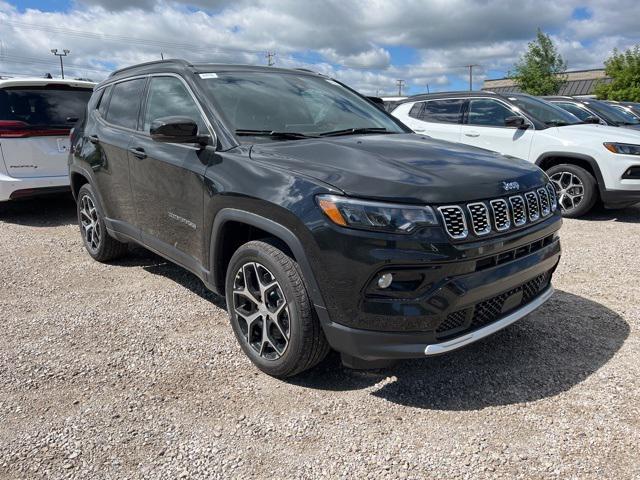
604,142,640,155
316,194,438,234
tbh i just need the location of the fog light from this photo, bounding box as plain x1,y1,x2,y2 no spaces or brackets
377,273,393,289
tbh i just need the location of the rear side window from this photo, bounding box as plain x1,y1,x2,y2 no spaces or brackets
98,85,112,117
0,86,92,127
467,99,516,127
143,76,206,133
554,102,594,121
421,99,464,123
105,79,146,129
408,102,424,119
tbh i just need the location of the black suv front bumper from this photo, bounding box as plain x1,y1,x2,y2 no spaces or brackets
309,214,562,361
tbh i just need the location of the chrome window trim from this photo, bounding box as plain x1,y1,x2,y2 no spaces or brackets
96,72,217,149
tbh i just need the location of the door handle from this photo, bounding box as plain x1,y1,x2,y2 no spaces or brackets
129,147,147,159
88,135,99,144
464,131,480,138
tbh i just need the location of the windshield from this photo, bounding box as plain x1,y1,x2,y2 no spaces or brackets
0,86,92,127
199,71,405,139
584,100,640,125
508,95,581,126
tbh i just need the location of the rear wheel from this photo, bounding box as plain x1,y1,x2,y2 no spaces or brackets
547,164,598,218
225,239,329,378
77,184,128,262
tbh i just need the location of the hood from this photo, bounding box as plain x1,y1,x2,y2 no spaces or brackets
553,123,640,142
249,133,546,204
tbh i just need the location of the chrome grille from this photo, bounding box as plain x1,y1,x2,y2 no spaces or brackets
490,199,510,231
438,206,468,239
509,195,526,226
438,184,556,240
537,188,551,216
467,203,491,235
525,191,540,221
546,183,558,211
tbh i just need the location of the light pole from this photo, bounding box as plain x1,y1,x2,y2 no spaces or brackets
50,49,70,79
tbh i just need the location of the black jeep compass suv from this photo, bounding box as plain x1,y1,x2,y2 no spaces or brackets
69,59,562,377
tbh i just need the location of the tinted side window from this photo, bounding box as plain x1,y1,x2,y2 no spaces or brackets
421,99,464,123
143,76,206,133
468,99,516,127
408,102,424,119
98,85,112,117
554,102,593,121
105,79,146,129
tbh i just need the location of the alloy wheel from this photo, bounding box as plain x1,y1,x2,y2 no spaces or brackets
550,171,584,212
232,262,291,361
79,194,101,253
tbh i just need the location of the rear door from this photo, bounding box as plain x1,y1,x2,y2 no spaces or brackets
401,99,464,142
129,75,210,269
460,98,534,161
0,85,92,178
90,78,146,230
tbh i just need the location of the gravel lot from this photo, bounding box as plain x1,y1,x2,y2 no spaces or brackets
0,195,638,479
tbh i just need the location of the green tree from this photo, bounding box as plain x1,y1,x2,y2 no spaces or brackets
595,46,640,101
510,29,567,95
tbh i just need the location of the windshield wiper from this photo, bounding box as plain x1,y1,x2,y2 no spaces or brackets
318,127,390,137
235,129,317,139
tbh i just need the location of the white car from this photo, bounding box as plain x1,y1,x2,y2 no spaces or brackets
0,77,94,202
392,92,640,217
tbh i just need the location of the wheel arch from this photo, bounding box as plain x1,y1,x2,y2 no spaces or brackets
535,152,605,195
209,209,328,319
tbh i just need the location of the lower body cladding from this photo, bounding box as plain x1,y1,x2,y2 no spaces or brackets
0,172,70,201
318,231,561,365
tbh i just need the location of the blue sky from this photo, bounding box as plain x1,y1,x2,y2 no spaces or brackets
1,0,639,95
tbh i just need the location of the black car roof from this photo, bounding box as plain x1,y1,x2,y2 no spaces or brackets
97,59,324,88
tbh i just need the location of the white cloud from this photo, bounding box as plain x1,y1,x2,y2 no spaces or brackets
0,0,637,93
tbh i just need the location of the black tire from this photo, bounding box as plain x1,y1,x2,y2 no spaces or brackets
76,183,128,262
225,239,330,378
547,164,598,218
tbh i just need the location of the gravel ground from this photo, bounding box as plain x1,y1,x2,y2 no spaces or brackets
0,195,638,479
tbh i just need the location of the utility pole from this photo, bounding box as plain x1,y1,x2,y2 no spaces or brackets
265,51,276,66
51,49,70,79
396,79,405,96
466,64,480,91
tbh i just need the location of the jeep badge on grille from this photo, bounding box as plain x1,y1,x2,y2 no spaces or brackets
502,181,520,191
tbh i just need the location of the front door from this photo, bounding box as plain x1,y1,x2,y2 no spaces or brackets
460,98,534,161
129,75,210,270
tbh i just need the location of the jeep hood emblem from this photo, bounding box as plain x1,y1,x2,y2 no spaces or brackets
502,181,520,191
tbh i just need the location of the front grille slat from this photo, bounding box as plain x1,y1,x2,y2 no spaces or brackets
525,191,540,221
438,206,468,239
437,184,556,241
467,202,491,236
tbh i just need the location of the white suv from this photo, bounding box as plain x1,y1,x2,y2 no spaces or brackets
0,77,94,202
392,92,640,217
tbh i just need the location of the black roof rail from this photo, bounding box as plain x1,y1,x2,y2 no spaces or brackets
108,58,193,78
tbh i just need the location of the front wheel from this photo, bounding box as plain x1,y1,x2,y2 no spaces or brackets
225,239,329,378
547,164,598,218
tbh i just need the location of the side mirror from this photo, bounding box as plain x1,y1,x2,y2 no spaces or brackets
505,116,528,129
584,116,601,124
150,116,208,145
